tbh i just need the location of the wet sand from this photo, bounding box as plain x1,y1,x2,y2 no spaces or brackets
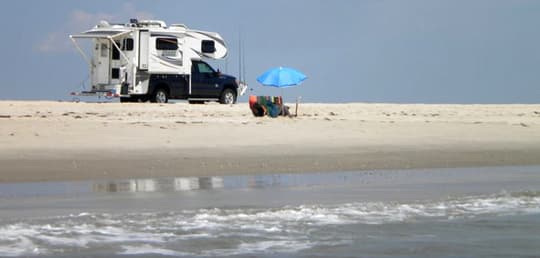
1,101,540,182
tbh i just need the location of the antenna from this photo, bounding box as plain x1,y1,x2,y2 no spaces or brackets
242,35,246,84
236,26,249,97
225,54,228,74
238,28,242,83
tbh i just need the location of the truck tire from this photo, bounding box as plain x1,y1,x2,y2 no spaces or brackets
152,88,168,103
219,88,236,104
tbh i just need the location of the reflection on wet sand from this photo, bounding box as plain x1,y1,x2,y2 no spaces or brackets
91,173,340,194
93,177,224,193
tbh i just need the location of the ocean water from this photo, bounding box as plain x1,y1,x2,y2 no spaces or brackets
0,166,539,257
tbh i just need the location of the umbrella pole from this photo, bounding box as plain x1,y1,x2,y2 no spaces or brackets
281,88,284,116
295,96,301,117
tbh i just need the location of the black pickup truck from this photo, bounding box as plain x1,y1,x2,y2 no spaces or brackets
120,60,244,104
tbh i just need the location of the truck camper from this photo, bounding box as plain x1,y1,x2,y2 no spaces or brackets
70,19,246,103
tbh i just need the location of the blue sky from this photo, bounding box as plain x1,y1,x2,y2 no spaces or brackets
1,0,539,103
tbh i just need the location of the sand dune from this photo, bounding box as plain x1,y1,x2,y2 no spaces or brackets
1,101,539,182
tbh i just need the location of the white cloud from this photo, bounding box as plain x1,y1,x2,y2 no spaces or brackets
36,3,154,53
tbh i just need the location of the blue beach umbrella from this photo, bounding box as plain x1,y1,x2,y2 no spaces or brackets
256,67,307,116
256,67,307,88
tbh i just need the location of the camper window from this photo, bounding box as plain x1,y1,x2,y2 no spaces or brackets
111,68,120,79
112,41,120,60
201,40,216,53
156,38,178,50
122,38,134,51
100,43,108,57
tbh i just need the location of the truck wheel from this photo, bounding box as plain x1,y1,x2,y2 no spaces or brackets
220,89,236,104
120,97,133,103
152,88,168,103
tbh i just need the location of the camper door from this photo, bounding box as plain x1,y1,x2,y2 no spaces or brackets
92,39,111,86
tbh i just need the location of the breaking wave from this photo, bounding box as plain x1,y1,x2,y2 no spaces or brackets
1,190,539,256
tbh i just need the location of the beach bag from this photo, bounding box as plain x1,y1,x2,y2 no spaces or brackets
250,102,266,117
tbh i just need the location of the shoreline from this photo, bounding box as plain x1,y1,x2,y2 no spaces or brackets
1,101,539,183
2,146,540,183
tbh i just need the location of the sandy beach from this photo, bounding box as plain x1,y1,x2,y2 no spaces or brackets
1,101,539,182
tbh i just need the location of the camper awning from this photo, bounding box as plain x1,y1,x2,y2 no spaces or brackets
69,30,131,39
69,29,132,67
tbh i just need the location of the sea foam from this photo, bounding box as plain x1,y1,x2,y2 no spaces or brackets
0,191,538,256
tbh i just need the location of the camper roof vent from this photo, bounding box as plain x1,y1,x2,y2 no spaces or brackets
170,24,188,31
96,20,111,28
138,20,167,28
170,24,187,29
